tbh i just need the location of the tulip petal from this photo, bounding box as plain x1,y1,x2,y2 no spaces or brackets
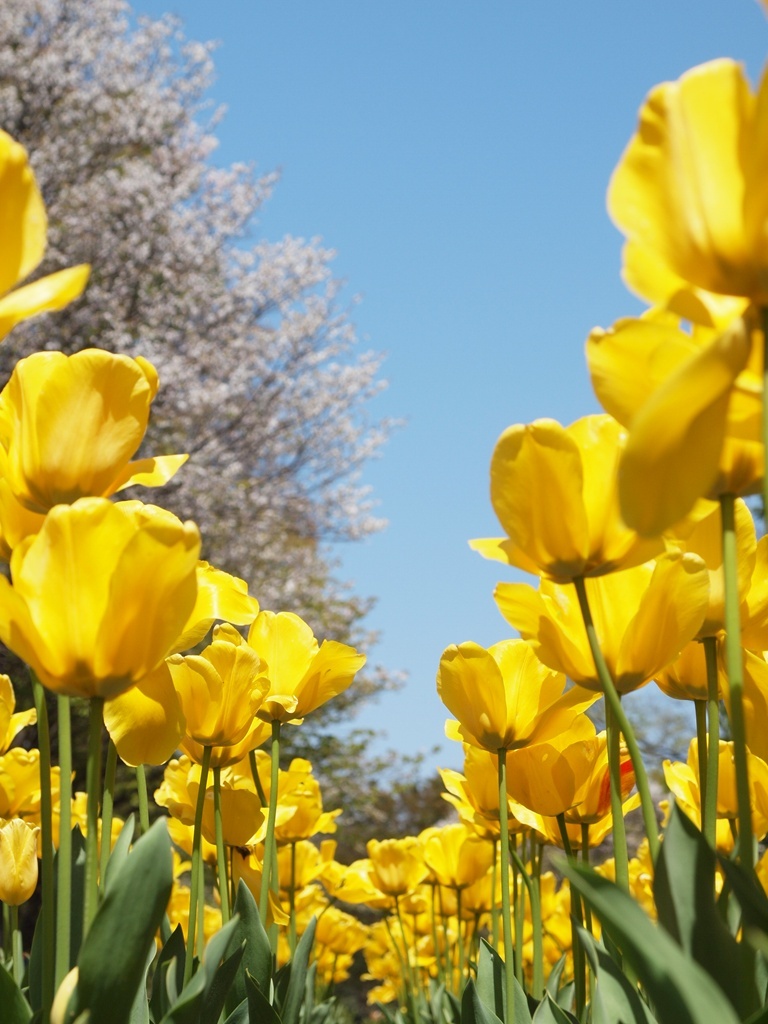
619,321,751,536
104,663,185,767
0,265,90,340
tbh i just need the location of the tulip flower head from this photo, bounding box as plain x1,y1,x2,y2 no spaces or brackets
437,637,596,751
0,498,200,699
246,610,366,724
471,414,663,581
609,59,768,316
0,817,40,905
0,349,187,514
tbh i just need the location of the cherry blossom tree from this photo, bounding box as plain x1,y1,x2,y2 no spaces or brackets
0,0,398,753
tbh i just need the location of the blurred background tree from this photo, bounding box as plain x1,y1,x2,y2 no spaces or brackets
0,0,445,842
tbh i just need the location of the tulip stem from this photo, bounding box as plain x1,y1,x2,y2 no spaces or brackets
288,841,297,955
720,493,753,867
185,744,211,984
99,739,117,886
703,636,720,850
573,576,659,863
508,846,543,999
212,766,230,926
260,721,281,935
511,833,524,986
84,698,104,934
11,905,23,989
136,765,150,836
557,814,586,1020
55,695,72,988
491,839,499,949
31,675,54,1021
497,747,515,1024
605,700,630,893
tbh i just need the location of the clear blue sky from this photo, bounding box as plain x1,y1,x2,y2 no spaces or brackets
132,0,768,772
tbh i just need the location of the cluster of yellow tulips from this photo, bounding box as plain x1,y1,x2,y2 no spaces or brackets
5,18,768,1024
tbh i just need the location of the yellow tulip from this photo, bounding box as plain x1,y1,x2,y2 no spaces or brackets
609,59,768,314
0,498,200,698
664,738,768,840
0,130,89,340
440,746,516,839
365,837,429,898
587,313,761,535
0,817,39,905
103,662,185,768
245,610,366,724
436,637,596,751
471,414,663,580
0,349,187,514
495,552,710,694
420,823,494,890
167,623,267,748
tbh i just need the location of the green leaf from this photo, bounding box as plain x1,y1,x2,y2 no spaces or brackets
474,938,532,1024
279,917,316,1024
531,994,576,1023
200,945,245,1024
222,998,249,1024
245,970,282,1024
76,818,173,1024
576,926,657,1024
461,979,504,1024
544,956,566,1002
476,939,506,1022
562,859,741,1024
150,926,186,1024
159,916,241,1024
0,963,32,1022
226,881,271,1013
654,805,748,1015
104,814,136,893
127,943,155,1024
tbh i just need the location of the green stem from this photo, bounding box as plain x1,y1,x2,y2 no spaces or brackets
497,747,515,1024
605,699,629,893
455,887,465,989
99,739,117,885
288,841,297,955
509,845,543,999
429,883,445,987
695,698,708,831
703,636,720,850
574,576,660,863
580,825,593,936
511,833,524,986
212,766,230,926
55,694,72,987
3,902,10,961
557,813,586,1021
259,721,281,928
249,750,268,804
135,765,150,836
491,838,499,949
720,493,754,867
185,744,212,983
31,675,54,1021
11,904,23,989
84,698,104,934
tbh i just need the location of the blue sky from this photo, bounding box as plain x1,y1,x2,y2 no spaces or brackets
132,0,768,771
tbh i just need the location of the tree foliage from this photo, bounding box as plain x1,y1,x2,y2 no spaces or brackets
0,0,398,722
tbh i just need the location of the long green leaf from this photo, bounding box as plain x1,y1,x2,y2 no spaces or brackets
76,819,172,1024
245,970,282,1024
279,917,316,1024
0,964,32,1023
577,926,657,1024
654,804,748,1015
562,859,740,1024
226,881,271,1013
